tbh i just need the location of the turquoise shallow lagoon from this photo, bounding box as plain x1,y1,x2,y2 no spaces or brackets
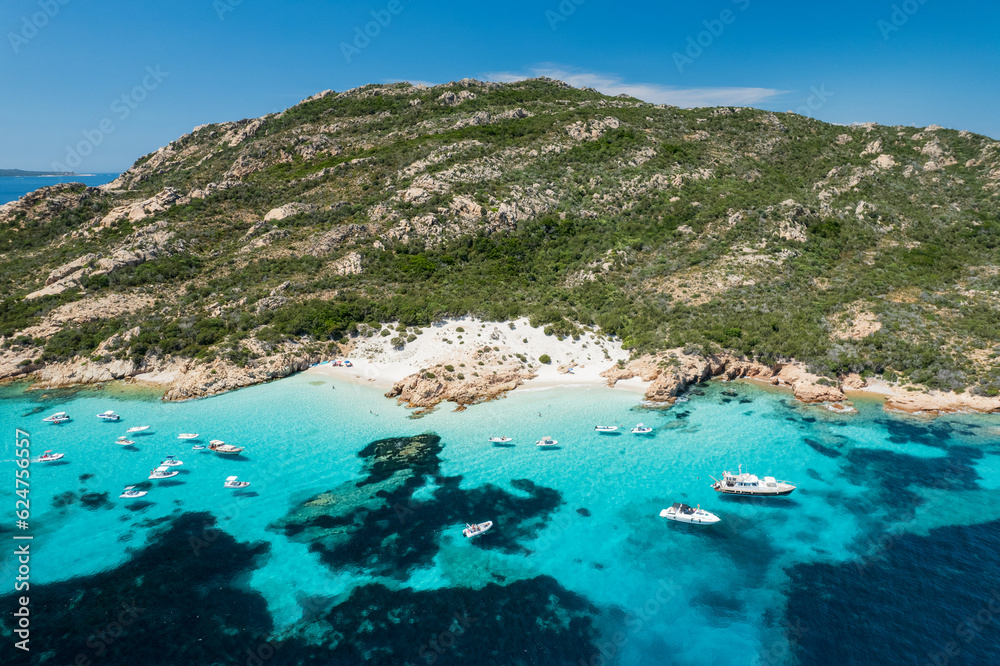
2,374,999,664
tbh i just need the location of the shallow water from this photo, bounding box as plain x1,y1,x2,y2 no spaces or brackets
1,375,998,664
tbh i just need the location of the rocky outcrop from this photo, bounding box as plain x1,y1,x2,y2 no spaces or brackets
385,348,537,410
264,202,316,221
95,187,183,228
567,116,620,141
23,342,321,402
438,90,476,106
452,107,531,129
601,350,847,406
883,391,1000,415
27,221,180,299
0,183,97,226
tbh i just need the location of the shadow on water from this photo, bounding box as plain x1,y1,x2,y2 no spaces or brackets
270,433,564,579
492,442,516,448
803,438,842,459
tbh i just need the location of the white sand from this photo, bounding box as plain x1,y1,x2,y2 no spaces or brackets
306,316,641,393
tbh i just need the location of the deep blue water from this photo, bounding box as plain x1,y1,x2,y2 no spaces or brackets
0,374,998,664
0,173,119,204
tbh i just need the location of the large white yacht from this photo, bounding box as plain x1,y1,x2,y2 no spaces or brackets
711,466,796,496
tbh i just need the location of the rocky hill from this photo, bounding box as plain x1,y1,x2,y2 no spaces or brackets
1,77,998,399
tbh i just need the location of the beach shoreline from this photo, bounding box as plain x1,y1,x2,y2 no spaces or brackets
5,315,998,417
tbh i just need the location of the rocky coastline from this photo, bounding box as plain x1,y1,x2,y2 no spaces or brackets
3,319,998,416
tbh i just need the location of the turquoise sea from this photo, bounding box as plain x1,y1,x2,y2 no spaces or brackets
2,374,1000,664
0,174,119,205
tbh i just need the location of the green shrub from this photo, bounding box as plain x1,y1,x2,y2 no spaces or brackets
539,354,551,364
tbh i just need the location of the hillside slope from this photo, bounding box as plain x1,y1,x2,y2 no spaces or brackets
1,77,999,399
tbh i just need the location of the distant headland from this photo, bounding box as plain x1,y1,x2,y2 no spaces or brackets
0,169,84,177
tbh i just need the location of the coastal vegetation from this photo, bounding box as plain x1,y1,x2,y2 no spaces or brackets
1,78,999,395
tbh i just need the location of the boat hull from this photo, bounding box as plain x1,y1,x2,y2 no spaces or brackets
714,487,795,496
661,513,720,525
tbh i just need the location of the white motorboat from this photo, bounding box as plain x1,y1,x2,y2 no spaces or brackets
148,466,178,480
488,435,512,443
711,465,796,496
536,436,558,447
192,444,206,450
96,410,120,421
177,433,199,440
660,503,720,525
119,486,147,499
33,450,65,463
224,475,250,489
43,412,70,423
160,455,183,467
631,423,653,434
209,440,245,455
595,425,618,433
115,437,135,447
463,521,493,538
126,425,151,433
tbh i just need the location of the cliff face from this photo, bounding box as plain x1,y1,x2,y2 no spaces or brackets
2,77,1000,400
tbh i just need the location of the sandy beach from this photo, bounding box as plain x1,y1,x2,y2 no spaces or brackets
305,316,634,393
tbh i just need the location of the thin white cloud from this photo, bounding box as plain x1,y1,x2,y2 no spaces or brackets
481,67,787,108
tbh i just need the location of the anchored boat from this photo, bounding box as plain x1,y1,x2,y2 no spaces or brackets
488,435,512,443
127,425,151,433
536,436,558,447
43,412,70,424
224,476,250,489
34,450,65,463
115,437,135,447
159,455,183,467
177,433,199,440
148,465,178,480
660,503,720,525
711,465,795,496
595,425,618,433
119,486,147,499
463,521,493,538
631,423,653,434
209,440,245,455
96,410,120,421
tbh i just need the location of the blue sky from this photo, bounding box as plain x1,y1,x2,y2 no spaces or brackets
1,0,997,173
